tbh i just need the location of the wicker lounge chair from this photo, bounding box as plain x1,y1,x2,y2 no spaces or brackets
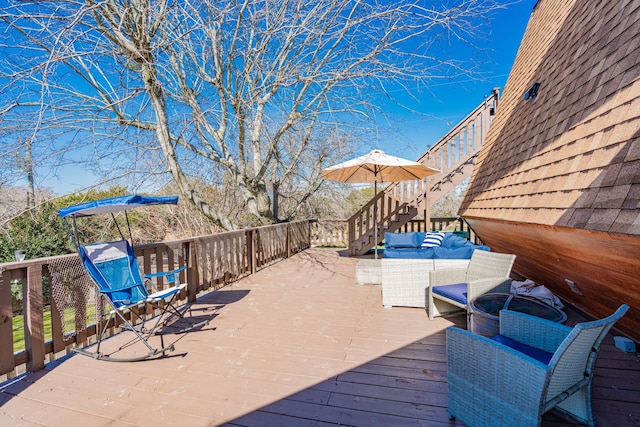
446,305,629,427
427,250,516,321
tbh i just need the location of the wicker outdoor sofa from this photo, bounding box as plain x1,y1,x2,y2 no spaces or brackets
381,231,489,309
381,258,470,308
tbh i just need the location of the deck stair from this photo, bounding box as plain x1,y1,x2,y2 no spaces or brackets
347,191,418,256
346,89,499,256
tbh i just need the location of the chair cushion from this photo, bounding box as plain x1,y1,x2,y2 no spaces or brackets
433,246,474,259
432,283,468,304
383,248,435,259
491,334,554,364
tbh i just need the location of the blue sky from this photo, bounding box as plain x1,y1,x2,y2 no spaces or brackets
370,0,537,160
40,0,537,195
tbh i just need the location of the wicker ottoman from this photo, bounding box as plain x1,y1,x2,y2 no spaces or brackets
356,259,382,285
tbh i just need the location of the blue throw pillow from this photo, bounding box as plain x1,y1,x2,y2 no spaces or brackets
442,233,471,249
385,232,422,248
421,232,445,248
433,246,474,259
441,233,457,248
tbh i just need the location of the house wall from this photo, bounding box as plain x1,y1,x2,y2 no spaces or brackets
459,0,640,340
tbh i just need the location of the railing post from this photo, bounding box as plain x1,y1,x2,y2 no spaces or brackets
0,269,15,374
186,240,199,302
308,219,316,246
246,229,257,274
286,223,291,258
42,265,65,355
25,264,45,372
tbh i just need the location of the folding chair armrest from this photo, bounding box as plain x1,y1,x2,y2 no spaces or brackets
96,284,146,308
144,266,188,291
429,268,467,286
147,283,187,301
144,265,187,280
499,310,572,353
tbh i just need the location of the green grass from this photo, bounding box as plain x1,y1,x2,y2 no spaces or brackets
12,305,97,352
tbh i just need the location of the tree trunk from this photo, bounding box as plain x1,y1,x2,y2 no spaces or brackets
140,62,238,230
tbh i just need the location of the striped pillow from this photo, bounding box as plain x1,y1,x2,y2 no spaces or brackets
421,232,445,248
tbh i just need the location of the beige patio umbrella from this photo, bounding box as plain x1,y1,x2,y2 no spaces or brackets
321,149,439,258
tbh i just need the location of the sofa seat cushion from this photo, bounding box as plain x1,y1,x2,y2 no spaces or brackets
384,248,434,259
383,232,490,260
432,283,468,304
491,334,554,364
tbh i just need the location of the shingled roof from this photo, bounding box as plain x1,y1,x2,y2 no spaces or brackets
459,0,640,235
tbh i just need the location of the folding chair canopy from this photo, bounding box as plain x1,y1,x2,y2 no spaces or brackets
58,194,178,218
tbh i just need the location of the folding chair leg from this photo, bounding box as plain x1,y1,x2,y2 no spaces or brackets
72,301,178,362
148,294,210,335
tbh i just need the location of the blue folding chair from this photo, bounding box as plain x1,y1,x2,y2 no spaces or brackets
59,194,209,361
75,239,207,361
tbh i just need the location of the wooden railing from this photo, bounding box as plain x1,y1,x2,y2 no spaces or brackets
345,192,417,256
309,219,348,247
0,220,312,380
395,217,480,244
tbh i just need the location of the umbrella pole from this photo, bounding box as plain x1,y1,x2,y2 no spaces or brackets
374,180,378,259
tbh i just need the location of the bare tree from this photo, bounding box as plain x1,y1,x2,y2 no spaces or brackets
0,0,504,229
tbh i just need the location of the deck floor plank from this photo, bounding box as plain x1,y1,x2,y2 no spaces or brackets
1,248,638,426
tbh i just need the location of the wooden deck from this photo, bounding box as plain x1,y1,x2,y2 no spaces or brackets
0,249,638,426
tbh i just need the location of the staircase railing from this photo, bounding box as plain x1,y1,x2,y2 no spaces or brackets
345,89,499,256
388,88,499,215
346,190,417,256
